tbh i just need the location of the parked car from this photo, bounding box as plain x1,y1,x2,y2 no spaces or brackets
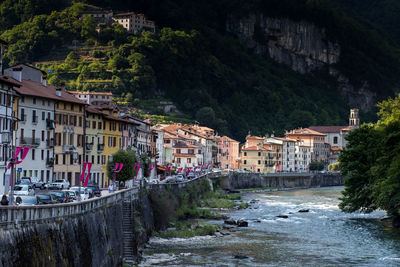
15,196,39,206
30,177,46,189
37,194,57,205
85,185,101,197
13,184,34,196
48,179,70,189
70,186,91,200
48,191,72,203
17,177,33,186
187,172,195,179
176,174,184,182
63,190,80,202
165,177,177,184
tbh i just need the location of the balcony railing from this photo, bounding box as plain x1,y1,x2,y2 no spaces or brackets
46,138,55,148
20,114,26,124
63,145,76,153
97,144,104,152
21,137,40,147
32,116,39,125
46,119,55,129
86,143,93,151
46,158,54,167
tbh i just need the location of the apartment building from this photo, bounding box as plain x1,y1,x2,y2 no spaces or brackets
69,91,113,106
54,89,87,185
0,75,19,194
219,136,240,169
12,77,56,183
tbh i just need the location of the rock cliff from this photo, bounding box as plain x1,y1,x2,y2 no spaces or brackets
226,14,377,110
227,14,340,74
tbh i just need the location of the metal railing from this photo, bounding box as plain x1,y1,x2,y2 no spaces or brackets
21,137,40,147
63,145,76,153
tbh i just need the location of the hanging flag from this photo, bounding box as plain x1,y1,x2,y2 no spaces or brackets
135,163,141,179
83,163,93,187
8,147,30,187
201,165,204,171
167,166,171,174
80,162,88,182
178,168,182,173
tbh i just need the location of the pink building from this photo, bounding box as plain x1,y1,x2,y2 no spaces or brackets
219,136,240,169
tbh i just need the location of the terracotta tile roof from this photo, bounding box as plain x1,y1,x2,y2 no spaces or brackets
173,153,197,158
222,136,240,143
246,136,264,140
286,128,326,136
270,137,297,142
263,144,273,151
331,147,342,151
113,12,135,17
86,105,103,115
12,79,86,105
242,146,268,151
309,126,348,133
69,91,112,96
0,75,20,87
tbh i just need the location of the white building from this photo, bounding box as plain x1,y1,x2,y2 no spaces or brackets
267,137,296,172
295,141,311,172
172,141,201,169
0,75,19,194
69,91,113,106
151,126,165,166
122,116,152,156
9,68,55,183
113,12,155,34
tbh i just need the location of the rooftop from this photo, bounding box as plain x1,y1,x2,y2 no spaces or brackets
286,128,326,136
309,126,348,133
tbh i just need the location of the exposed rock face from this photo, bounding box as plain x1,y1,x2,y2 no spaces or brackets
227,14,340,73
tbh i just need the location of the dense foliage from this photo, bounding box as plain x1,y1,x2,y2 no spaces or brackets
106,149,137,182
339,94,400,227
1,1,400,140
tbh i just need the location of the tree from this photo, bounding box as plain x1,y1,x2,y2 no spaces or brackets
106,149,137,182
81,15,96,39
309,161,324,171
196,107,215,127
339,94,400,227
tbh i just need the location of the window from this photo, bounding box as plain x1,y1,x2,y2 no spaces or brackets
258,152,261,156
177,158,181,163
41,150,44,160
33,98,36,104
32,110,37,122
187,158,191,163
258,160,261,164
176,149,181,154
31,149,35,160
244,160,247,165
92,121,96,129
41,131,45,141
244,152,247,156
55,154,59,164
333,136,338,144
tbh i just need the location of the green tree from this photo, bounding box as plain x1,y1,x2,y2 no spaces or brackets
196,107,215,127
106,149,137,182
81,15,96,39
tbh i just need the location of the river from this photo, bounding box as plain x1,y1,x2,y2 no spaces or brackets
140,186,400,266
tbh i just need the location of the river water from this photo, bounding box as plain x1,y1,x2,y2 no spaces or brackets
140,186,400,266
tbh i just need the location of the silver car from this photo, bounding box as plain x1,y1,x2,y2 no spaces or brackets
13,184,35,196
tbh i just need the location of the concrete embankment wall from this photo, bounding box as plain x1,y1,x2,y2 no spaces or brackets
225,173,344,190
0,176,212,267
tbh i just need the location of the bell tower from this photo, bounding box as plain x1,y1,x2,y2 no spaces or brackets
349,108,360,128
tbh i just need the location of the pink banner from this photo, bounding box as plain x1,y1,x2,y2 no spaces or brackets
83,163,92,187
148,164,155,177
114,163,123,173
135,163,141,180
80,162,88,182
167,166,171,174
178,168,182,173
7,146,29,169
201,165,204,171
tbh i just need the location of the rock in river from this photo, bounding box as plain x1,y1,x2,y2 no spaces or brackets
237,220,248,227
277,215,289,218
298,209,310,213
224,219,237,225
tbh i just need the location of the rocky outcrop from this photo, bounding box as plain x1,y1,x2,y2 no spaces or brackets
227,14,340,73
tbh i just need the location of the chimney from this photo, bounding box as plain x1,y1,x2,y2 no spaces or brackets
56,82,65,97
12,66,22,82
41,75,47,87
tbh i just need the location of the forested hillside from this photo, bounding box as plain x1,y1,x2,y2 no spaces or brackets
1,0,400,141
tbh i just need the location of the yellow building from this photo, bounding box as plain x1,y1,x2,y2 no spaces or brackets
97,106,126,185
85,106,106,187
54,88,87,185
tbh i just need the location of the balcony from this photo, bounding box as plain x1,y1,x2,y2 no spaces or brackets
46,158,54,167
21,137,40,148
1,133,10,144
46,119,55,129
46,138,55,148
97,144,104,152
86,143,93,151
63,145,76,153
20,114,27,124
32,116,39,125
265,160,274,167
